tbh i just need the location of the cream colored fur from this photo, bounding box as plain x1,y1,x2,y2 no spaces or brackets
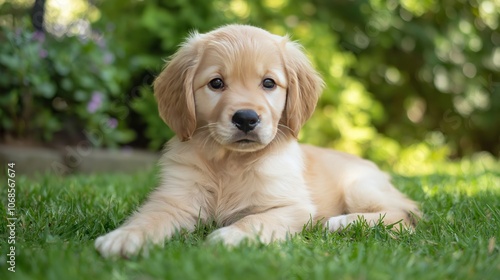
95,25,420,258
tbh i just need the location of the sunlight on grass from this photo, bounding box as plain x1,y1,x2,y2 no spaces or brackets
421,170,499,197
391,144,498,177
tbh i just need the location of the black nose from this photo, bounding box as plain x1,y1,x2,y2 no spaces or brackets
232,109,260,133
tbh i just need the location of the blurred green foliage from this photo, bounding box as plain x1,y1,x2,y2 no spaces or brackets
1,0,499,165
0,16,135,147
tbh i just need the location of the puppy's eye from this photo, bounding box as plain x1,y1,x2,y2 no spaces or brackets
208,78,224,90
262,78,276,89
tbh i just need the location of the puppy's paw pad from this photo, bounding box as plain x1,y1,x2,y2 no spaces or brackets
207,226,249,246
327,215,348,231
95,228,145,258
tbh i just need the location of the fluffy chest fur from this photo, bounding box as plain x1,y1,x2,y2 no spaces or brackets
159,138,314,226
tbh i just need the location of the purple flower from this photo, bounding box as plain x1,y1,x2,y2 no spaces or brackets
32,31,45,43
107,118,118,129
87,91,103,113
39,49,48,58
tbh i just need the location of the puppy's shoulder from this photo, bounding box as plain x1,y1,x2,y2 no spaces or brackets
160,138,204,167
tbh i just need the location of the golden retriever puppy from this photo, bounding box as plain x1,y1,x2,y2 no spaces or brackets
95,24,420,258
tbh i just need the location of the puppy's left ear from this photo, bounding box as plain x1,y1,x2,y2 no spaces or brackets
153,33,203,141
282,40,324,138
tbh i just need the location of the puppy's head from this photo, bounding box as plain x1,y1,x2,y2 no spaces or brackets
154,25,323,151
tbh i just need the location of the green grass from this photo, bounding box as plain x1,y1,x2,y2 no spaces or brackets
0,161,499,280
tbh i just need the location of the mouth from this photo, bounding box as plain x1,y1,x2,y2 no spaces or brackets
236,139,256,144
227,134,264,151
233,133,260,145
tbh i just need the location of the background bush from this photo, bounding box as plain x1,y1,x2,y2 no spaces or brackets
0,0,498,164
0,16,134,147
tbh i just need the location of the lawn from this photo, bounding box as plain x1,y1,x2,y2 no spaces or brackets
0,159,499,280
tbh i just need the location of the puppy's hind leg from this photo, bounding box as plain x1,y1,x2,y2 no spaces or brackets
327,173,420,231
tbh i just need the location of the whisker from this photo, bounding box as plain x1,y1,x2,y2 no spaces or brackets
201,135,212,150
277,123,294,134
195,122,218,132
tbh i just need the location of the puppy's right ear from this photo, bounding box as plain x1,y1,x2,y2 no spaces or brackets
153,33,203,141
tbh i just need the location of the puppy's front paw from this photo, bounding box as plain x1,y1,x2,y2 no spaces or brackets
207,226,250,246
95,227,147,258
327,215,348,231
